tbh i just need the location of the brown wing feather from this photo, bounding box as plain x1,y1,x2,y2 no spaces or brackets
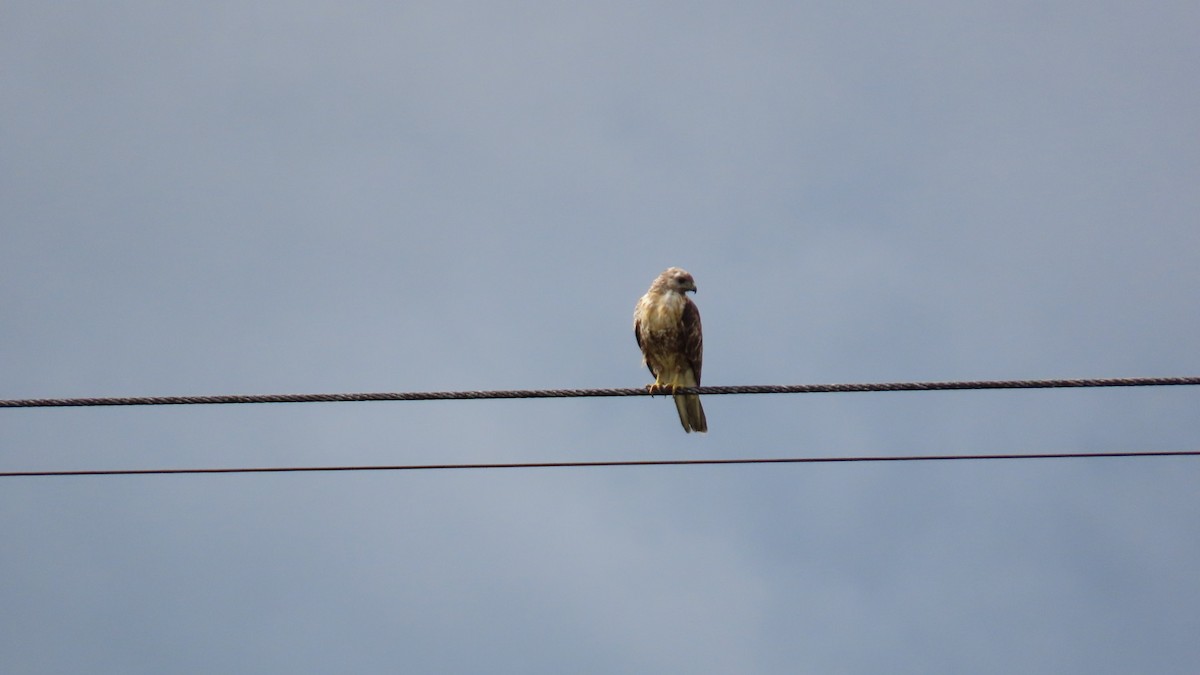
634,318,657,379
681,298,703,385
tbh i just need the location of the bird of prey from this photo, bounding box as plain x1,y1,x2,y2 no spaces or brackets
633,267,707,433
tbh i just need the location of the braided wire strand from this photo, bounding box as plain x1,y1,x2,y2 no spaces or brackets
2,376,1198,408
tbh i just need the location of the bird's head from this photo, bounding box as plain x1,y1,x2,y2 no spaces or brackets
662,267,697,294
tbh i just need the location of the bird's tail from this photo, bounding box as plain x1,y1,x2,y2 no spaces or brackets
673,392,707,433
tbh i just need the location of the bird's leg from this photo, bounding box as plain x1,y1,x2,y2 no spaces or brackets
646,374,667,396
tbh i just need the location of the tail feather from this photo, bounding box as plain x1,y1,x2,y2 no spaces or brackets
673,393,707,433
659,368,707,433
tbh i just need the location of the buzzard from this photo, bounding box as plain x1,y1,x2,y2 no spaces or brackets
633,267,707,433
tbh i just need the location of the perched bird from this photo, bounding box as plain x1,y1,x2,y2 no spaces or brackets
633,267,707,433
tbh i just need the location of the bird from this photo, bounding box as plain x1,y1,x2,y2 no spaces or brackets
633,267,707,432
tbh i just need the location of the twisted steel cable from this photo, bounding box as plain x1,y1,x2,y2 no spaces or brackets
2,376,1198,409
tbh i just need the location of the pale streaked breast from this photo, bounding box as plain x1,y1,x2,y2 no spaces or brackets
637,292,685,332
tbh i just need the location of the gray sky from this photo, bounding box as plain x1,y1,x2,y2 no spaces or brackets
3,2,1199,673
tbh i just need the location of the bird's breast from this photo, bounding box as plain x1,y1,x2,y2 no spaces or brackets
638,293,685,330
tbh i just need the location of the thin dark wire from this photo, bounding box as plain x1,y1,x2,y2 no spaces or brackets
3,450,1197,478
3,376,1198,409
